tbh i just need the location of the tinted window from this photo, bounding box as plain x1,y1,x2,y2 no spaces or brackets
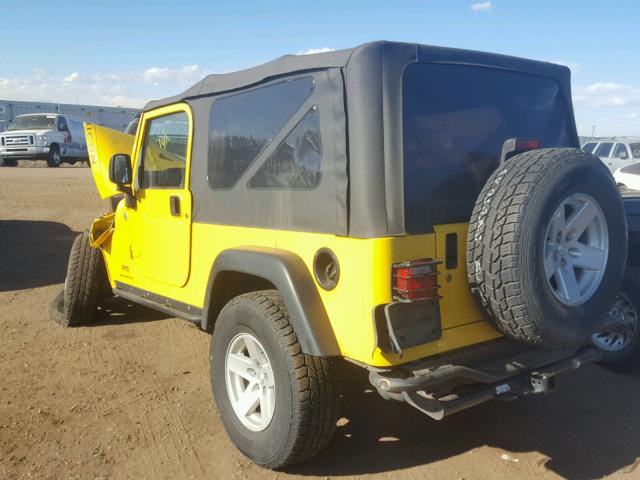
248,106,322,189
595,142,614,157
141,111,189,189
613,143,630,159
208,77,314,189
631,143,640,158
582,142,597,154
403,63,574,232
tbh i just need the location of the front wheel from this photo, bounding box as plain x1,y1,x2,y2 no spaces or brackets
50,231,108,326
592,268,640,372
1,157,18,167
47,145,61,167
210,290,340,469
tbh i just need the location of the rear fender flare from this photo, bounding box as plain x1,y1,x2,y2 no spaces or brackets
202,246,340,357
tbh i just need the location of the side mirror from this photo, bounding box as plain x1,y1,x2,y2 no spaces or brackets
109,154,132,186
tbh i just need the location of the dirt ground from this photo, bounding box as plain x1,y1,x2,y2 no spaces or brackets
1,164,640,480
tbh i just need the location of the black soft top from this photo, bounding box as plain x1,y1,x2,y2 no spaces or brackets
146,41,577,238
144,41,570,112
144,47,354,111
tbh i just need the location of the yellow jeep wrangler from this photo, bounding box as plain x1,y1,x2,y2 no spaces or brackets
51,41,628,469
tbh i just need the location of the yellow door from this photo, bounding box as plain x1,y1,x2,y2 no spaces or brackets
127,105,193,288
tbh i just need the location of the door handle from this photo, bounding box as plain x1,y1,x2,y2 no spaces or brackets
170,195,181,216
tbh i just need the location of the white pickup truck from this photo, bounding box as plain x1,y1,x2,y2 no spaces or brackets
0,113,88,167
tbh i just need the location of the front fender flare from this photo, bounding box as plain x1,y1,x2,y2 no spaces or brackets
202,246,341,357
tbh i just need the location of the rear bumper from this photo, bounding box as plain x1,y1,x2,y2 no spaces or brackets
369,338,602,419
0,146,50,159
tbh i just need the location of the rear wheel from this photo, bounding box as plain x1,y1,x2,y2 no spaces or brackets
210,290,340,469
47,145,61,168
1,157,18,167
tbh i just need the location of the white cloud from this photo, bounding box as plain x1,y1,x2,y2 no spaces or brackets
32,68,45,80
143,65,203,86
470,1,492,12
63,72,80,83
573,82,640,136
573,82,640,108
296,47,335,55
0,65,209,108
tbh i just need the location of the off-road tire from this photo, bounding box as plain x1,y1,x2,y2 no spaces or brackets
210,290,340,469
467,148,627,348
1,157,18,167
51,231,108,326
47,145,61,168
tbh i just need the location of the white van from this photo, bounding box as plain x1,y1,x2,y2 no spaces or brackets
0,113,88,167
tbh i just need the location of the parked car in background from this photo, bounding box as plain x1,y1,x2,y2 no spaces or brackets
0,113,88,167
592,193,640,371
582,137,640,174
614,163,640,192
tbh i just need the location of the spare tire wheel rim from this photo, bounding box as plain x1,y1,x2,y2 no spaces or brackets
592,291,638,352
543,193,609,306
224,332,276,432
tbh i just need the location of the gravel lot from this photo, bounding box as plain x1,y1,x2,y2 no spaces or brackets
1,165,640,480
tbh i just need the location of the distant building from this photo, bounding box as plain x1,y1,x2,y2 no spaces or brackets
0,99,140,133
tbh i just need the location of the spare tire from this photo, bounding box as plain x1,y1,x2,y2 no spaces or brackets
467,148,627,348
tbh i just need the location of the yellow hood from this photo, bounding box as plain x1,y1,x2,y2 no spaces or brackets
85,123,135,199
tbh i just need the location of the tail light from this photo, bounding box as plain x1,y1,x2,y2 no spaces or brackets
392,258,440,302
501,138,541,163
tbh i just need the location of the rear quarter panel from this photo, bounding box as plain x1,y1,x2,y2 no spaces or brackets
132,223,501,367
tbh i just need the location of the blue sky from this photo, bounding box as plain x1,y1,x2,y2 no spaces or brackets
1,0,638,136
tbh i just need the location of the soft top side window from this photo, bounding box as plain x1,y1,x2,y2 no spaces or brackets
248,106,322,190
207,77,314,189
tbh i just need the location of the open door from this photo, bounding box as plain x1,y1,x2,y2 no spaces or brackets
85,123,135,199
125,105,193,288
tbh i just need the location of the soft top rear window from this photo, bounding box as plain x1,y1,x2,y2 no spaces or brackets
403,63,575,233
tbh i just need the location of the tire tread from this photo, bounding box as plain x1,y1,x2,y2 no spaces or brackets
218,290,340,468
467,148,618,346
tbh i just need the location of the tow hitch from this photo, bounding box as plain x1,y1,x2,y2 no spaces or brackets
369,341,602,420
